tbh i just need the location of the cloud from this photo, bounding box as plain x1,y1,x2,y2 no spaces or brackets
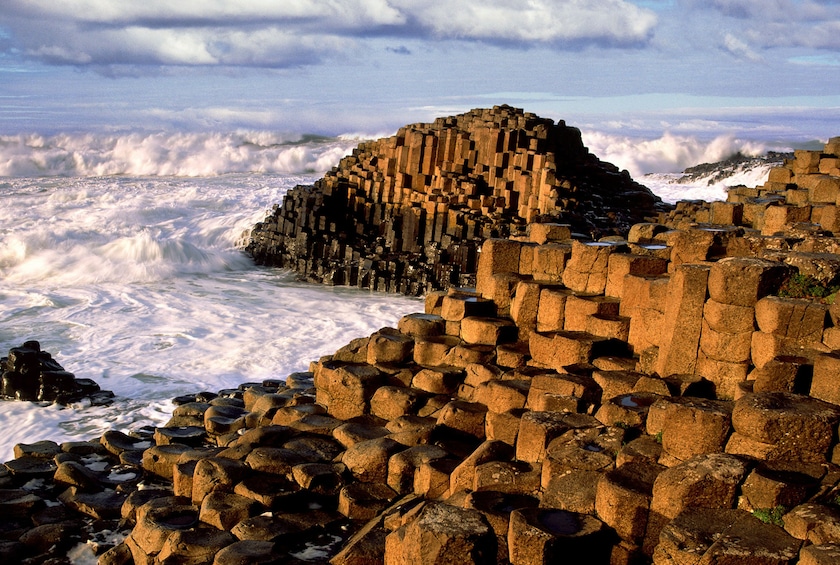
2,1,409,29
691,0,840,50
700,0,838,21
721,33,762,62
393,0,657,45
0,0,658,72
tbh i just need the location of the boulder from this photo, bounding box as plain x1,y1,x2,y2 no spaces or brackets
384,502,496,565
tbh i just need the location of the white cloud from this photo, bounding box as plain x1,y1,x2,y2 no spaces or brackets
0,0,658,72
395,0,657,44
721,33,762,62
3,1,408,28
7,19,354,69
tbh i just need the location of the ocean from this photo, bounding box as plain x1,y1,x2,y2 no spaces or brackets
0,129,782,464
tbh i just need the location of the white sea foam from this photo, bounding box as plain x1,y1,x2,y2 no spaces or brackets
579,130,786,204
0,173,420,463
581,130,779,178
0,131,360,177
0,129,791,180
641,162,776,204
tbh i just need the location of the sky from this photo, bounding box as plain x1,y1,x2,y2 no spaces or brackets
2,0,840,146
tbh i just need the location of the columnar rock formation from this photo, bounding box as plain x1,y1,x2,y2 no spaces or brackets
247,106,663,294
5,132,840,564
662,138,840,241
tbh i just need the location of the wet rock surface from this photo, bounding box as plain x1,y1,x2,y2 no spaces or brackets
1,341,113,405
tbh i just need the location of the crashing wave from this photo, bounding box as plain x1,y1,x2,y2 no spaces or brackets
0,131,360,177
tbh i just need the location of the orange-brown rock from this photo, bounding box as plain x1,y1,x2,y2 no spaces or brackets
507,508,611,564
653,508,801,565
646,396,732,463
594,460,664,546
384,502,496,564
729,392,840,462
250,107,660,295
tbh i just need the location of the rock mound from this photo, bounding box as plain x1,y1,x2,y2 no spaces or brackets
1,341,112,405
246,106,663,295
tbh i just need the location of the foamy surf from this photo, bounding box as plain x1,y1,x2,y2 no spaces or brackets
640,161,776,204
0,132,360,177
0,173,420,463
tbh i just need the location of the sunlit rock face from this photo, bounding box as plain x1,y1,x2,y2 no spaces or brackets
247,105,662,295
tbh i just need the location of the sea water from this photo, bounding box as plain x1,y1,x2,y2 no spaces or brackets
0,171,425,463
0,131,775,463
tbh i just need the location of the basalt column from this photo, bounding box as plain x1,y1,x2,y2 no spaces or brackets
246,106,664,295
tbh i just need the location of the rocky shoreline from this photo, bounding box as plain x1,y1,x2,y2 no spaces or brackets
3,111,840,564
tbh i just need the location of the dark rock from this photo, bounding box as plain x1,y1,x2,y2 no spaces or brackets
59,487,127,520
0,540,27,563
0,342,111,405
14,440,61,460
213,540,285,565
100,430,152,457
158,526,236,563
19,520,84,554
5,455,57,480
153,425,207,447
230,514,302,542
97,541,134,565
53,460,103,492
0,488,44,520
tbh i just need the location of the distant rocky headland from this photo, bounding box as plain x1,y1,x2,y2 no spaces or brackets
3,109,840,564
679,151,793,185
246,106,665,295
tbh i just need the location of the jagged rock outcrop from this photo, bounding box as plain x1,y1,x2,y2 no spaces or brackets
1,341,112,405
247,106,663,295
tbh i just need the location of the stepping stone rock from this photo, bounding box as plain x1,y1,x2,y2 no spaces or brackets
213,540,284,565
507,507,611,565
199,491,262,530
13,440,61,460
58,487,126,520
729,392,840,462
192,457,250,504
653,507,801,565
158,527,235,564
645,396,733,463
799,543,840,565
0,488,44,520
594,460,664,545
398,313,446,338
384,502,496,565
338,482,399,521
782,503,840,545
